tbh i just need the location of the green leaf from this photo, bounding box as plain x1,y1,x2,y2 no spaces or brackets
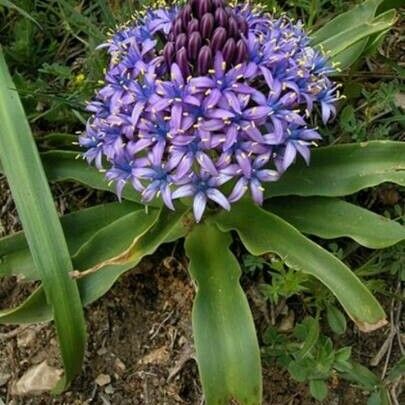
296,317,320,360
185,222,262,405
315,10,396,69
39,150,161,207
338,361,380,390
0,0,42,28
0,47,85,393
40,133,80,150
326,305,347,335
0,201,141,280
214,200,387,332
309,379,328,401
267,197,405,249
0,208,188,324
386,357,405,382
266,142,405,199
310,0,395,69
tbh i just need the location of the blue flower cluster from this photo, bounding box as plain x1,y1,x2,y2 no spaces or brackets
80,0,338,221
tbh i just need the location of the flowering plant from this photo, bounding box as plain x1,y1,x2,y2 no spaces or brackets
80,0,338,221
0,0,402,403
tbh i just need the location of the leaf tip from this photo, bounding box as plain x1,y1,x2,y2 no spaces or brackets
355,317,388,333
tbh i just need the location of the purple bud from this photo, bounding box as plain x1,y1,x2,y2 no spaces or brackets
168,32,175,42
198,0,211,18
224,6,233,17
212,0,225,7
175,33,187,51
214,8,228,28
173,18,184,36
176,47,190,78
181,4,192,27
201,13,214,39
223,38,236,65
163,42,175,67
197,45,212,75
188,32,202,61
210,27,227,54
187,18,200,35
235,39,248,64
228,16,238,38
236,15,248,36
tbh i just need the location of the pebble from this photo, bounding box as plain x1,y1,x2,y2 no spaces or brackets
95,374,111,387
11,361,62,396
16,329,36,348
113,358,126,374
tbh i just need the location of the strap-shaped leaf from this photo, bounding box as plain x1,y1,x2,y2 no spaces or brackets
40,150,161,207
185,222,262,405
0,201,141,280
0,208,188,324
266,141,405,199
0,151,161,207
267,197,405,249
310,0,395,69
214,200,387,332
0,47,86,393
311,0,383,44
323,10,395,69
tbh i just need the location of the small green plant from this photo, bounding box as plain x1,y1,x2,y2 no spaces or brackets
263,318,394,403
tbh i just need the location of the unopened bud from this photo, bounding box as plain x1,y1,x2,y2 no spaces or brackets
235,39,248,64
197,45,212,75
201,13,214,39
223,38,236,65
181,4,192,27
215,7,228,28
176,47,190,78
198,0,212,18
163,42,175,68
187,18,200,35
175,33,187,51
228,16,238,38
210,27,227,54
188,32,202,61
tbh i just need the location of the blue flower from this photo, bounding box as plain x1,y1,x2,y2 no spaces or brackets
81,0,338,222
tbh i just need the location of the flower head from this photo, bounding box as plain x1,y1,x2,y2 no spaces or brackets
81,0,338,221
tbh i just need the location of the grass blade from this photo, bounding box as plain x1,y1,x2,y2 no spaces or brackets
0,0,42,28
0,48,86,393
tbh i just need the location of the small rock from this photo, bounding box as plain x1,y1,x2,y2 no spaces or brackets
17,328,36,348
12,361,62,396
95,374,111,387
139,346,169,365
113,358,126,374
30,350,48,364
104,384,114,394
97,347,108,356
